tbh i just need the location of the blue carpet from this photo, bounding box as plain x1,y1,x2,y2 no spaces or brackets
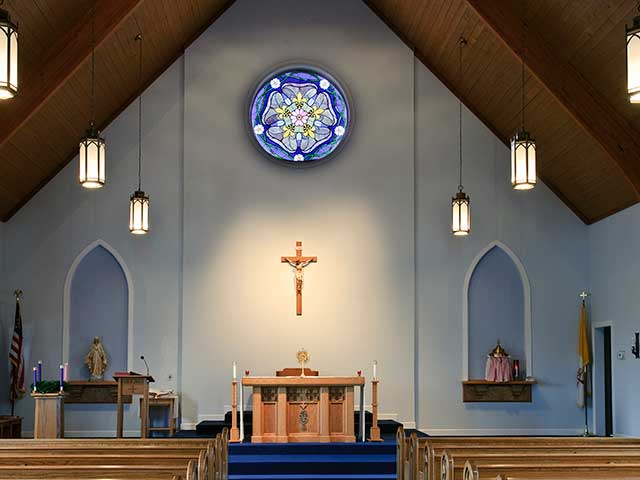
229,441,396,480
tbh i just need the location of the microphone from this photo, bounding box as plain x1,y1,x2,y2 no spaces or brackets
140,355,150,376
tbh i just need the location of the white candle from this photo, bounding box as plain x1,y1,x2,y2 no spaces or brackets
373,360,378,380
233,362,237,380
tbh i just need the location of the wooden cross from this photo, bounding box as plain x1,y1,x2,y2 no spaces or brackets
281,241,317,316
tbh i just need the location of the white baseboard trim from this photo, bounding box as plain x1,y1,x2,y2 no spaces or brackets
22,430,141,438
421,428,584,436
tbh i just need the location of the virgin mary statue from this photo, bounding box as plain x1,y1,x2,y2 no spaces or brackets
85,336,108,381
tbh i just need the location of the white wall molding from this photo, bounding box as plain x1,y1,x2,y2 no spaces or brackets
462,240,533,380
421,428,583,436
62,239,134,371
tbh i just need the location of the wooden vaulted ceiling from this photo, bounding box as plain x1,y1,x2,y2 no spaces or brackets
0,0,638,224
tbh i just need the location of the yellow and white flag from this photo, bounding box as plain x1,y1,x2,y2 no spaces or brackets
576,301,590,408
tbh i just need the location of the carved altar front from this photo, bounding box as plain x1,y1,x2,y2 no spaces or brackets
242,376,365,443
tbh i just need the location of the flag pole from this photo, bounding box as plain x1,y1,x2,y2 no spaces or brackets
10,289,22,416
579,291,591,437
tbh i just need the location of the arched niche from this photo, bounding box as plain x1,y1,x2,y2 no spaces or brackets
63,240,133,378
462,241,532,380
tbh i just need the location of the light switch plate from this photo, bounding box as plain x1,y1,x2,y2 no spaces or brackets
617,350,625,360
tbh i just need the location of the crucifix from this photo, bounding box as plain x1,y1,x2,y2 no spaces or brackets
281,241,317,316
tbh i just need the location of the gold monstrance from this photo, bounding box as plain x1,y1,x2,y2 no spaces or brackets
296,348,310,377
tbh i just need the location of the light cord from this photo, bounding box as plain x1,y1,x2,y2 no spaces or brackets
458,37,466,191
521,0,526,131
90,0,95,127
136,34,143,191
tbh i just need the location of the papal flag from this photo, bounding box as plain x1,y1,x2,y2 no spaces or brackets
576,300,590,408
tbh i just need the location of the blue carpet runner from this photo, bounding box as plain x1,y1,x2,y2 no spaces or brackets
229,441,396,480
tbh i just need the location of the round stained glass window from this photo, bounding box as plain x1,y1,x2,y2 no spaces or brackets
249,66,351,166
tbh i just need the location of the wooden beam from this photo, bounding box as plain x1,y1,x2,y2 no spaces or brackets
465,0,640,199
0,0,142,148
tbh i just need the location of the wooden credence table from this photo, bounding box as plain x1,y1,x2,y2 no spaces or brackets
242,376,365,443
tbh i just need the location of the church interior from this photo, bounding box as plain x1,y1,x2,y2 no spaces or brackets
1,0,640,479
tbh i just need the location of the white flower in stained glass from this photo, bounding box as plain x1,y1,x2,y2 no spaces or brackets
335,125,345,136
294,154,304,162
270,78,281,89
254,124,265,135
319,78,330,90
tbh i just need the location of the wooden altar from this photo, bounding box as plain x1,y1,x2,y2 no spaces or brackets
242,376,365,443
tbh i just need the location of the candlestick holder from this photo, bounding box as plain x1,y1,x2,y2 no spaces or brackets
368,379,383,442
230,379,240,442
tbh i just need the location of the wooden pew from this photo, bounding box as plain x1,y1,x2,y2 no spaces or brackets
0,458,197,479
395,427,640,480
0,435,225,480
442,450,640,480
432,442,640,480
465,459,640,480
0,438,214,480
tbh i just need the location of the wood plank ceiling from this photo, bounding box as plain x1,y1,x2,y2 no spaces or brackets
368,0,640,224
0,0,233,221
0,0,637,224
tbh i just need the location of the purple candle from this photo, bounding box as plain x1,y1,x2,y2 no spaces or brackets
32,367,37,392
59,365,64,392
37,361,42,383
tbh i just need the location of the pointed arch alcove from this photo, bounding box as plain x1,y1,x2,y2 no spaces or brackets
63,240,133,378
462,240,532,382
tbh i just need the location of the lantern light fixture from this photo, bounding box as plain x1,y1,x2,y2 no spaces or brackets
452,37,471,237
0,1,18,100
510,0,537,190
129,34,149,235
79,0,105,189
627,4,640,103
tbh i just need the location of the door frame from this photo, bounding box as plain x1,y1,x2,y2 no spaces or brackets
591,322,616,436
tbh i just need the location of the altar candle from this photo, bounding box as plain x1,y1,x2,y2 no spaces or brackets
32,367,37,391
373,360,378,380
59,365,64,392
37,361,42,383
233,362,237,380
63,363,68,382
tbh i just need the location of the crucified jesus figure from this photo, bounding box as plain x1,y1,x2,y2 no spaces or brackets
281,241,317,316
285,257,314,294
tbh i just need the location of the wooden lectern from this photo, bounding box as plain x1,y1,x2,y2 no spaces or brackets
32,393,64,439
114,372,154,438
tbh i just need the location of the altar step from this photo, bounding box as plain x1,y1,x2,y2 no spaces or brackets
228,442,396,480
195,412,401,438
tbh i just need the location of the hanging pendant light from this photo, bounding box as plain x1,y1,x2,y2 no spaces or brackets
0,0,18,100
79,0,105,189
452,37,470,237
627,3,640,103
511,0,536,190
129,34,149,235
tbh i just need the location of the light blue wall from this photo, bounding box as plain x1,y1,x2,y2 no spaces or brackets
415,60,589,434
0,0,593,436
589,203,640,436
468,246,525,380
69,245,128,380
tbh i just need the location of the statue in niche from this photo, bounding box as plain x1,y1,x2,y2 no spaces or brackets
85,336,108,381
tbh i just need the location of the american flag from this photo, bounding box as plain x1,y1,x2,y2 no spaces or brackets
9,297,25,403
